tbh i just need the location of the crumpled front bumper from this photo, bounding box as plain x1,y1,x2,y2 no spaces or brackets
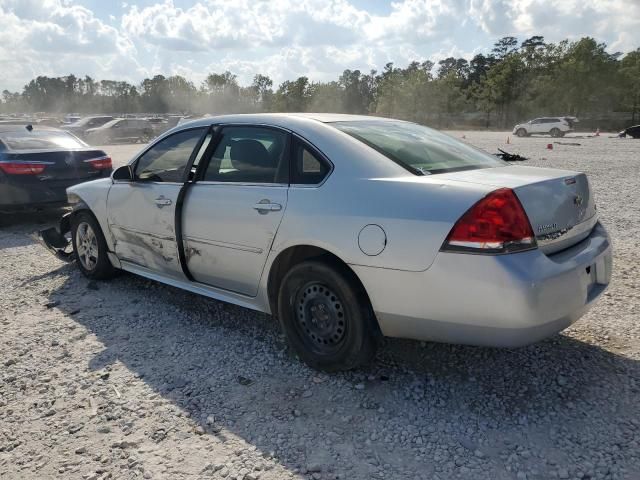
36,212,75,262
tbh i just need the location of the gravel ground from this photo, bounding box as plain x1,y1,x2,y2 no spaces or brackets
1,132,639,480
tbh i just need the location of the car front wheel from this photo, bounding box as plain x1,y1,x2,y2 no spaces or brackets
550,128,561,137
71,211,118,280
277,260,377,371
516,128,527,137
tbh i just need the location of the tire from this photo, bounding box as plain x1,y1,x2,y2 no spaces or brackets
277,260,377,371
550,128,561,138
516,128,527,137
71,211,118,280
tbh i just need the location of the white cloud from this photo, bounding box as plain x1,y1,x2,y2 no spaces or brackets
470,0,640,52
0,0,139,90
0,0,638,92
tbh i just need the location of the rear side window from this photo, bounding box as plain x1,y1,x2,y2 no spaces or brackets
203,126,288,184
291,138,331,185
135,128,205,182
0,130,87,150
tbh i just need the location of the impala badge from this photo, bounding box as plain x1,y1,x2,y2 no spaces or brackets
537,223,558,233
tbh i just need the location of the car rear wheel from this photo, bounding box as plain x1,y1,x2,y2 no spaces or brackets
550,128,561,137
277,260,377,371
516,128,527,137
71,211,118,280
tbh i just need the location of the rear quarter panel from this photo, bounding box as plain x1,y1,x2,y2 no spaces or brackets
272,174,494,272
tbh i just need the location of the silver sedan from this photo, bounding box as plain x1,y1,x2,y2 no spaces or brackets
40,114,612,371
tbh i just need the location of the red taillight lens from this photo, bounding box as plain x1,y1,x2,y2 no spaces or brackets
0,161,48,175
441,188,536,254
84,156,112,170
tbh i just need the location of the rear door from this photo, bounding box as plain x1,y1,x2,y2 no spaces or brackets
120,120,135,142
545,118,559,133
181,125,290,296
107,127,208,277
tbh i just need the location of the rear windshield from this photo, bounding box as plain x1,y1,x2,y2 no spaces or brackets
0,130,87,150
331,120,505,175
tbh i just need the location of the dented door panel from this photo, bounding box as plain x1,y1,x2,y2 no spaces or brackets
181,184,288,296
107,182,184,278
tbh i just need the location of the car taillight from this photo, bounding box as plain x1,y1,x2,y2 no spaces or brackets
441,188,536,254
0,161,49,175
84,156,112,170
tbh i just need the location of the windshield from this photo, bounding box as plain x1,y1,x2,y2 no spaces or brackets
0,130,87,150
99,119,122,129
332,120,506,175
68,117,91,127
70,117,108,127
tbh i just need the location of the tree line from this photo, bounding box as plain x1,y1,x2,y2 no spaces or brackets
2,36,639,129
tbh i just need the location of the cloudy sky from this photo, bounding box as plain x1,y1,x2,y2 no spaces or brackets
0,0,638,91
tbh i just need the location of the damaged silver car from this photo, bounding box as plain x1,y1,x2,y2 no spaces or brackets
40,113,612,371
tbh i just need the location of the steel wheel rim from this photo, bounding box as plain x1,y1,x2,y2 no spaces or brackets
294,282,347,354
75,222,98,271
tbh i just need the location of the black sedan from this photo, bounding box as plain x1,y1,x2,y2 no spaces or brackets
619,125,640,138
0,125,112,210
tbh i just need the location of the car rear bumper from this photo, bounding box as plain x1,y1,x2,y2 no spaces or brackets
0,173,109,208
353,222,612,347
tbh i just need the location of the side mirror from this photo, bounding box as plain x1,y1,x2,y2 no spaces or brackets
112,165,133,182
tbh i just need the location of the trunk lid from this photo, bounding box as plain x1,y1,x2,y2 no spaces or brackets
2,149,110,181
436,165,597,254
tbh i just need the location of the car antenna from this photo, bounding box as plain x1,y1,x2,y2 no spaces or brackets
25,124,33,132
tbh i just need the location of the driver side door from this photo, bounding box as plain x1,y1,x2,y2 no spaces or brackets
107,127,208,278
529,119,544,133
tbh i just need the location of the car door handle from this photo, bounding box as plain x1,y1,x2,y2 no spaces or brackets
154,197,172,207
253,201,282,213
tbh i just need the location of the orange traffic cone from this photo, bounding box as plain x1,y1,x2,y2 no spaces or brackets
506,136,510,144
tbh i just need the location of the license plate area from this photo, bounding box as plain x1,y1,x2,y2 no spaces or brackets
586,264,597,287
585,255,611,302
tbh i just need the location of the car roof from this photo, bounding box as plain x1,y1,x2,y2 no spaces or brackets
182,112,401,130
0,124,63,134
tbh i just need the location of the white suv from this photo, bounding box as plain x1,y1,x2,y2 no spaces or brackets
513,117,578,138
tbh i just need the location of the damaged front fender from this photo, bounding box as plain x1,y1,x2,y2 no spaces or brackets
36,212,75,262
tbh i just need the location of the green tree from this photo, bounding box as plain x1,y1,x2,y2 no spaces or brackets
619,49,640,122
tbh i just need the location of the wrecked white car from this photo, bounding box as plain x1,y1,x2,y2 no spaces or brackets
40,113,612,371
